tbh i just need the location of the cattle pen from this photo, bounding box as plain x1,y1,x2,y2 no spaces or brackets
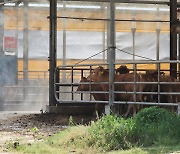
48,0,180,115
0,0,180,116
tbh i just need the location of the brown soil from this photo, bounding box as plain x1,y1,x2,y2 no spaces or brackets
0,112,95,153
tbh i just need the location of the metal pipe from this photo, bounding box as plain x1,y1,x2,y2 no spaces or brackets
57,0,169,5
15,2,19,56
0,5,4,55
102,4,106,63
49,0,57,106
62,2,66,83
107,0,115,114
56,60,180,68
71,66,74,100
170,0,177,78
23,0,28,101
56,81,180,86
56,16,170,23
56,100,178,107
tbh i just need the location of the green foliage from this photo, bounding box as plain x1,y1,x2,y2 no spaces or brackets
30,127,39,133
87,107,180,151
87,114,136,151
11,107,180,154
68,116,76,126
134,106,180,146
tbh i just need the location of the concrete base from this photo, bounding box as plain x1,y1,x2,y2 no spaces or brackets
46,105,95,115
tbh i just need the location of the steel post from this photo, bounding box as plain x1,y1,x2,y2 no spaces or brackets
132,28,136,61
0,5,4,55
49,0,57,106
62,2,66,82
102,4,106,63
15,2,19,56
106,0,116,114
178,103,180,115
170,0,177,78
156,28,160,69
23,0,28,101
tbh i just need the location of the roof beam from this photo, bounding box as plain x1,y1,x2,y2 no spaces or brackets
62,0,169,5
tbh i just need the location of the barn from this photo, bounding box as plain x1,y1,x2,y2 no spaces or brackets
0,0,180,115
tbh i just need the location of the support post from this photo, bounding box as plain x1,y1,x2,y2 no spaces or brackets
49,0,57,106
170,0,177,78
102,4,106,63
15,2,19,56
178,103,180,115
62,2,66,82
23,0,28,100
106,0,116,114
0,5,4,55
156,28,160,67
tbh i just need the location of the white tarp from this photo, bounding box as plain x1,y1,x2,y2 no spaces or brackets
5,30,171,60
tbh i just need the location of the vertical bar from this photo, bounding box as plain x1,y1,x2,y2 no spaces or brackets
81,69,83,100
106,4,110,65
15,2,19,85
170,0,177,78
178,103,180,115
23,0,28,101
106,0,115,114
71,67,74,100
55,68,59,101
0,5,4,55
132,29,136,61
89,66,92,101
156,7,160,70
62,2,66,83
156,28,160,69
15,2,19,56
131,16,136,61
133,64,137,102
179,34,180,81
102,4,106,63
49,0,57,106
157,63,160,103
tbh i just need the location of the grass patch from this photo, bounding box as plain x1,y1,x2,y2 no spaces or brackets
8,107,180,154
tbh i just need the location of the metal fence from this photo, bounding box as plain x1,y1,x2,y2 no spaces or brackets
1,71,49,111
55,60,180,115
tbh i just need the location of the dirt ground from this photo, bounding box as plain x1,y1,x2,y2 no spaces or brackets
0,111,95,153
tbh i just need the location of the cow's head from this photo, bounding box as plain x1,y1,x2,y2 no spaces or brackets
77,77,89,91
116,65,129,75
87,66,106,82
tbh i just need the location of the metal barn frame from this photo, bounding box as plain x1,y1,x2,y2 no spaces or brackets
49,0,180,114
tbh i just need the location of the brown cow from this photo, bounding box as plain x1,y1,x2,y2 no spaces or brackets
77,77,106,116
87,66,144,117
146,70,178,112
116,65,130,75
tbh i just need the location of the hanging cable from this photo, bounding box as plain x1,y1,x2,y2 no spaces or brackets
74,48,108,66
116,47,155,61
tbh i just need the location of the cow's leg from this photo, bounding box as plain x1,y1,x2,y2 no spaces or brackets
124,104,133,117
93,103,105,116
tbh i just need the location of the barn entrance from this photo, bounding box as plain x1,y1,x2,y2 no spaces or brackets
48,0,180,115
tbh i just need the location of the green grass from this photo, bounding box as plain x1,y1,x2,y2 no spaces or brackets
7,107,180,154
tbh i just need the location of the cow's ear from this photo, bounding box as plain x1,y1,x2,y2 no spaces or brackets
98,66,104,71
